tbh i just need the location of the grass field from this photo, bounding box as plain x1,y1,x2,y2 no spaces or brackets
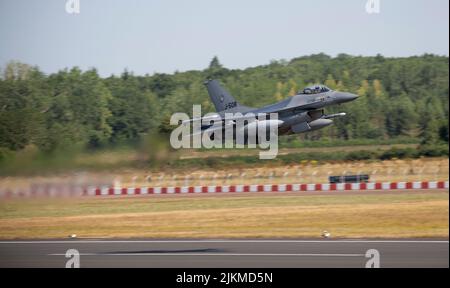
0,191,448,239
178,144,420,159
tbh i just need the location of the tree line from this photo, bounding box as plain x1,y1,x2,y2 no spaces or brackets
0,54,448,157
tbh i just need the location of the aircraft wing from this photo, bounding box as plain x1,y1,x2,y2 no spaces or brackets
258,100,323,115
182,101,322,125
182,113,260,125
188,123,230,137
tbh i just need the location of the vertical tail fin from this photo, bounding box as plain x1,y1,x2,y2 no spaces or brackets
204,79,253,113
204,79,237,112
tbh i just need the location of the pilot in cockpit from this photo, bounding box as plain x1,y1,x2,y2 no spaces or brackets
300,84,330,95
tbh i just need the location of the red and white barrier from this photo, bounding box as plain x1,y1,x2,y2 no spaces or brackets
1,181,448,198
85,180,448,196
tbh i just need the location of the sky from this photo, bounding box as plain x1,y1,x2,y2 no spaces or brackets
0,0,449,77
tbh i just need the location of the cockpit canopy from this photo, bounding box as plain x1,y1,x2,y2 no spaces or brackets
300,84,331,95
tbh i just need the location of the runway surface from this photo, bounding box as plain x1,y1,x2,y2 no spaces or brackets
0,239,447,268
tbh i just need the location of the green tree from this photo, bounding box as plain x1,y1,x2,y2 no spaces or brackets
106,73,159,142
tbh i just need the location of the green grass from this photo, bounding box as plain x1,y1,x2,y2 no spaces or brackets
1,139,447,175
0,191,448,239
0,192,444,219
278,137,419,148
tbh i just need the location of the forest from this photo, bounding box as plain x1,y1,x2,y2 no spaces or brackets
0,53,448,160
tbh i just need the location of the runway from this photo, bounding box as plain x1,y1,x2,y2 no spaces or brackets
0,239,447,268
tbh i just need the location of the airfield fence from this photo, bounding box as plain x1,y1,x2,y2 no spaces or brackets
117,158,449,187
0,158,448,198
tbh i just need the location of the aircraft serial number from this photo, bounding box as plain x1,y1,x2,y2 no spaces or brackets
224,101,237,110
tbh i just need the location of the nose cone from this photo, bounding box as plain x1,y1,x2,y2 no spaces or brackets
337,92,359,103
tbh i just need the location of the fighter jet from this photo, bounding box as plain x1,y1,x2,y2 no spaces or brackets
186,79,358,142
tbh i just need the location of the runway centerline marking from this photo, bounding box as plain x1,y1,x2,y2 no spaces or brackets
48,253,365,257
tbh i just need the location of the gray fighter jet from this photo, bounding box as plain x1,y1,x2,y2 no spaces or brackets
186,79,358,141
